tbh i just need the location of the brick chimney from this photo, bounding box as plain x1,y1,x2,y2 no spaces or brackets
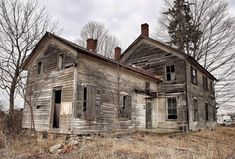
141,23,149,37
114,47,121,60
86,38,97,52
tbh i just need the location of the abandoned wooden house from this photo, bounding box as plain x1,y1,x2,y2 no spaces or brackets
22,23,217,134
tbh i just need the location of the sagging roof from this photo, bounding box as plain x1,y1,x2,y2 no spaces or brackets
120,35,217,81
23,32,162,82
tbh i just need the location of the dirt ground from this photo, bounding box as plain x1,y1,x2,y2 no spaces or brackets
0,126,235,159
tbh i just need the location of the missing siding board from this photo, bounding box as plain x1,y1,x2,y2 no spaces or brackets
36,105,42,109
165,53,172,56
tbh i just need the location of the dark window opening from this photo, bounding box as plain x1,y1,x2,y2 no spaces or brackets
83,87,87,112
203,76,208,91
119,95,131,119
205,103,209,121
37,61,42,75
166,65,175,81
167,98,177,119
193,98,198,121
58,54,65,70
54,90,61,103
191,67,198,85
145,82,150,91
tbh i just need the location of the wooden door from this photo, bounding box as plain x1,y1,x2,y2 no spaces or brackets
146,101,152,129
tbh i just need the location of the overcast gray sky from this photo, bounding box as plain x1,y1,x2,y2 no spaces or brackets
1,0,235,111
38,0,164,47
38,0,235,48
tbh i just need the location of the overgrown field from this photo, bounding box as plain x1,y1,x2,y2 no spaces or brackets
0,126,235,159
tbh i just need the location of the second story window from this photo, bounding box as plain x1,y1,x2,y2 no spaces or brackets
166,65,175,81
203,76,208,91
209,80,214,93
58,54,65,70
37,61,42,75
145,82,150,91
191,67,198,85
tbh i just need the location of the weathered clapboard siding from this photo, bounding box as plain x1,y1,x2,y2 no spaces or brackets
72,52,159,132
185,63,216,130
23,37,161,134
23,43,77,133
121,43,187,130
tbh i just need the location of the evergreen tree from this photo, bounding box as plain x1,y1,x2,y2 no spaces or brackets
164,0,202,57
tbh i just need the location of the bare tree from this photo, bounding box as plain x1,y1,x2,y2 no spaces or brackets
0,0,58,125
17,66,49,138
77,21,119,59
157,0,235,107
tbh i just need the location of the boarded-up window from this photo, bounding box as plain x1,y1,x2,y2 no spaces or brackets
37,61,42,75
119,95,132,120
74,84,96,121
191,67,198,85
167,98,177,119
64,54,74,68
203,76,208,91
166,65,175,81
86,85,96,121
193,98,198,121
75,83,83,118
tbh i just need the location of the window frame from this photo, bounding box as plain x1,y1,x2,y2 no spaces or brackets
203,76,208,91
191,66,198,85
145,82,150,91
167,97,177,120
193,98,198,121
37,61,43,75
165,65,176,81
119,94,132,120
58,53,65,70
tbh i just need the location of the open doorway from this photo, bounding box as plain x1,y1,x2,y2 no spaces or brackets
52,89,62,128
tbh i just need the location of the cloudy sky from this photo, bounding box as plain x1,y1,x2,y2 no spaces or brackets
38,0,235,48
38,0,166,47
1,0,235,110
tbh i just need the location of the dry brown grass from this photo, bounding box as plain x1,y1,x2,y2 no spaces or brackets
0,126,235,159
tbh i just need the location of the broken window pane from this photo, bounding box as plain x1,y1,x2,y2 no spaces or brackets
166,65,175,81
